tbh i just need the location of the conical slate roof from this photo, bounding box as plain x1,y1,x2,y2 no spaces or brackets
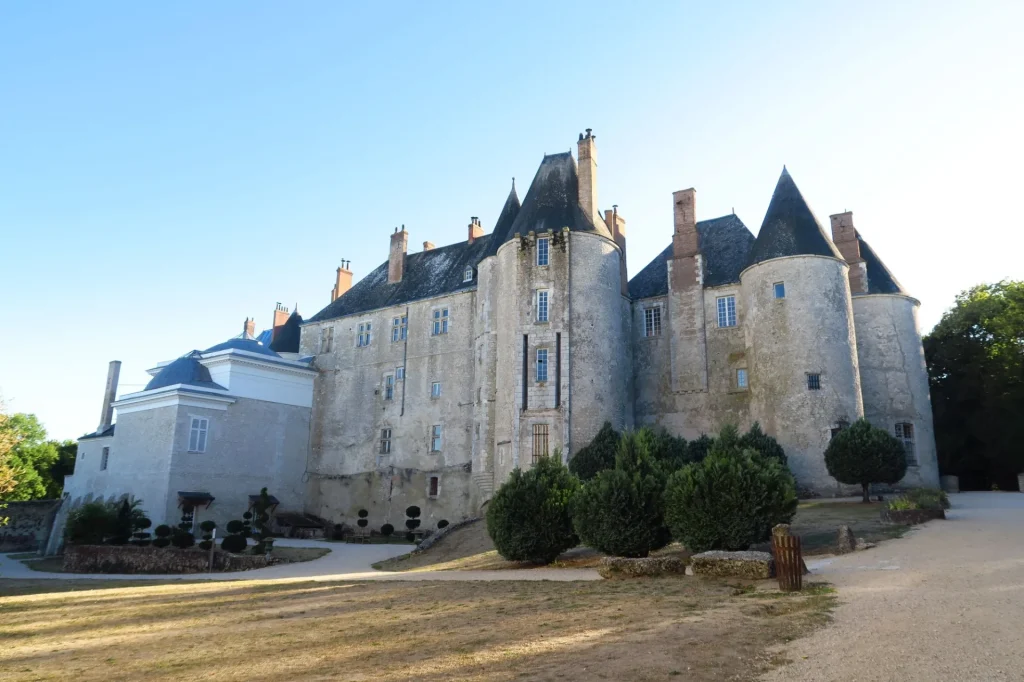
748,168,842,266
270,310,304,353
858,235,909,295
481,181,522,259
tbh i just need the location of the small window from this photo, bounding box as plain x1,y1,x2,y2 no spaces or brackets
430,425,443,452
807,373,821,391
536,348,549,382
644,307,662,337
830,420,850,440
428,476,439,497
320,326,334,354
774,282,786,299
357,321,372,347
537,237,550,266
396,366,405,380
717,295,737,328
431,382,442,398
895,423,917,465
380,429,392,454
432,308,449,335
463,266,474,282
188,417,208,453
532,424,549,464
536,290,549,323
736,368,748,389
391,316,407,342
384,375,394,401
100,447,109,471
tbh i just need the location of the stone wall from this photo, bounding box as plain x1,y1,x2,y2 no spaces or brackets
0,499,63,552
63,544,269,574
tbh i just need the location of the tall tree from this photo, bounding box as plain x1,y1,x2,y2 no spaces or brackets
0,400,20,524
4,414,60,500
924,281,1024,489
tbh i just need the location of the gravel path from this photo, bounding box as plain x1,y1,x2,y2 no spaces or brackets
762,492,1024,682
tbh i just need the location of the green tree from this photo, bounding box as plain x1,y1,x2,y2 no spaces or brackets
0,400,20,525
738,422,787,464
4,414,60,500
924,281,1024,489
568,421,620,481
824,418,908,502
47,441,77,498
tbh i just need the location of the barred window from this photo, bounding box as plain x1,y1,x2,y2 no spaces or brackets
830,420,849,440
432,308,449,335
807,373,821,391
537,237,550,266
644,307,662,337
100,447,109,471
895,423,917,465
532,424,549,463
380,429,392,454
717,295,737,328
537,290,549,322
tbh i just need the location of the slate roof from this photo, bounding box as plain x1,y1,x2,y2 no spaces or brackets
269,311,303,353
484,152,610,259
628,214,756,299
144,352,227,391
203,337,281,358
80,424,115,440
748,168,842,265
858,234,908,295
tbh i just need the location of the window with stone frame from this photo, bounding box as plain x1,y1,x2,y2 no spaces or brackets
428,476,440,498
736,368,748,389
379,429,392,454
432,308,449,335
717,295,737,327
320,326,334,353
396,366,405,380
100,447,109,471
537,237,550,266
532,424,549,464
188,417,208,453
536,348,548,382
431,381,442,398
384,374,394,401
392,315,407,342
644,306,662,337
357,321,372,347
774,282,786,299
536,289,549,322
430,425,443,452
895,422,917,465
806,373,822,391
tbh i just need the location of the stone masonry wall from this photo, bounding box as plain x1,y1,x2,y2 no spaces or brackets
63,544,268,574
0,499,62,552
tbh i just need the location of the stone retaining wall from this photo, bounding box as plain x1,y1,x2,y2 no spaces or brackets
880,508,946,525
1,499,63,552
63,544,269,574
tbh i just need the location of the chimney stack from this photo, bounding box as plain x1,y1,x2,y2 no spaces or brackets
423,241,435,251
468,217,484,244
98,360,121,431
244,317,256,338
388,226,408,283
604,206,628,296
829,212,867,294
672,188,698,260
577,129,600,228
271,302,290,342
331,260,353,302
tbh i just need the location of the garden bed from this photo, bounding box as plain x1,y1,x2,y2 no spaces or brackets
880,508,946,525
63,545,269,574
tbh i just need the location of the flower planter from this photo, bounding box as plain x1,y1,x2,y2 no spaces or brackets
880,508,946,525
940,475,960,494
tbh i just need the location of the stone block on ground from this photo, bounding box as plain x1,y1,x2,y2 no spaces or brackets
836,525,856,554
690,550,774,579
597,556,689,579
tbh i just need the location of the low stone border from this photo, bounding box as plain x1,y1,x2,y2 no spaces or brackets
597,556,688,579
64,544,269,574
412,517,481,553
880,508,946,525
690,550,774,579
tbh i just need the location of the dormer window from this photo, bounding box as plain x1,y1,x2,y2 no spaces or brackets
464,266,473,282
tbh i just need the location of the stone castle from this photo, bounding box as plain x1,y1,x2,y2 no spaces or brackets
65,130,938,536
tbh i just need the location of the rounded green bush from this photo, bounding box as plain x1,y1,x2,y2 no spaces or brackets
405,518,420,530
358,509,368,518
199,520,216,533
154,524,173,538
170,529,195,549
198,540,213,551
136,517,153,530
221,534,247,553
738,422,787,465
664,449,797,553
380,523,394,536
405,506,420,519
568,421,619,481
825,418,908,502
153,537,171,548
226,520,245,534
404,531,415,542
437,519,449,529
486,455,580,564
357,518,368,528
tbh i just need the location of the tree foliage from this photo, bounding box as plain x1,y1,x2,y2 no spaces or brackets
924,281,1024,489
824,418,908,501
568,421,620,481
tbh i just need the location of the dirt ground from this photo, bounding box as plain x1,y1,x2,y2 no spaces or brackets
0,576,834,682
376,501,906,572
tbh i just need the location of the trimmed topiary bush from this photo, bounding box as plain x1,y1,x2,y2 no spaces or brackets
571,430,670,558
357,509,369,529
825,418,908,502
152,523,172,548
568,421,620,481
221,533,248,553
380,523,394,536
738,422,786,464
664,448,798,553
170,528,195,549
226,520,245,534
405,506,421,533
437,519,449,529
198,520,216,551
486,453,580,564
199,520,216,533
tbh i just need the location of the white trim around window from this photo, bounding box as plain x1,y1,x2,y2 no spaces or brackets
188,416,209,453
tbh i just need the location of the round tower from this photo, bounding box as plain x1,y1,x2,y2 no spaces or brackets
741,169,863,494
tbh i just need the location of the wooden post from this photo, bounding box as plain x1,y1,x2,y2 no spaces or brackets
772,532,803,592
208,528,217,572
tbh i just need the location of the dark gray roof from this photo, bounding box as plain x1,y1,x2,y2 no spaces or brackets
748,168,842,265
483,152,611,259
204,337,281,357
255,328,273,346
80,424,115,440
307,235,495,323
480,182,522,259
269,311,303,353
144,353,227,391
628,215,755,299
858,235,908,295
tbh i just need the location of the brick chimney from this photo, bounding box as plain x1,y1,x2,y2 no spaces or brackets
388,226,408,284
423,241,435,251
604,206,628,296
672,188,699,261
668,187,707,392
98,360,121,431
468,217,483,244
244,317,256,338
577,129,600,228
331,260,353,302
271,302,290,343
829,211,867,294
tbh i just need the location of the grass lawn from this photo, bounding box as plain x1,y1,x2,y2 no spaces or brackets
783,500,909,555
0,576,835,681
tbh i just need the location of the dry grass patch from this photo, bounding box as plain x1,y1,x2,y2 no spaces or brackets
0,576,835,681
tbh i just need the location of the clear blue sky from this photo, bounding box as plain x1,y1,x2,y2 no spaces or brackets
1,1,1021,441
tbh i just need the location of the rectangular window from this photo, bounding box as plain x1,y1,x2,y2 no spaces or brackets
537,237,550,266
100,447,109,471
644,307,662,337
429,476,439,497
717,296,737,328
736,368,748,389
807,373,822,391
536,348,549,382
774,282,786,299
384,375,394,401
831,421,850,440
392,316,407,342
188,417,208,453
320,326,334,354
532,424,549,464
357,321,372,347
536,290,549,322
380,429,392,454
396,366,405,380
895,423,917,465
463,266,473,282
430,425,443,452
431,381,441,398
432,308,449,335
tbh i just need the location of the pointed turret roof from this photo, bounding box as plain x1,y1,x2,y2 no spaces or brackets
481,181,521,259
858,235,908,295
748,168,842,266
